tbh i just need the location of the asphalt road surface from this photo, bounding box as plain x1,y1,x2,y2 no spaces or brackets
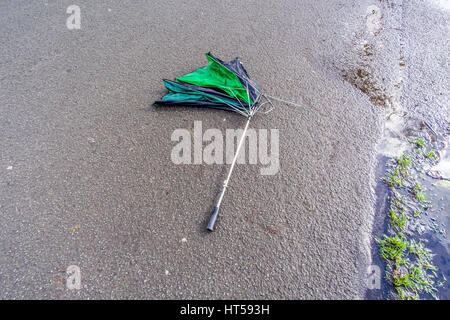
0,0,447,299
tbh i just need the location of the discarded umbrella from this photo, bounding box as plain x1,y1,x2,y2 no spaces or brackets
155,52,274,231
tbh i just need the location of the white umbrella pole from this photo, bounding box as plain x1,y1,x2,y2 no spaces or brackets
207,117,251,231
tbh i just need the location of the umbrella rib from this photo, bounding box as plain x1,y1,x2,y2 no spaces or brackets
204,84,250,117
261,93,303,108
253,100,269,114
245,83,254,117
259,93,276,114
222,103,249,117
211,96,249,117
227,87,251,117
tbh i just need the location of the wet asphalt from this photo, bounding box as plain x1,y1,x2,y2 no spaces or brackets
0,0,447,299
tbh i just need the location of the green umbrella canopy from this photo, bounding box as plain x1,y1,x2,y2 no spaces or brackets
155,52,260,114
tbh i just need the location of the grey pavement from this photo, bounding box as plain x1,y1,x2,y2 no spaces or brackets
0,0,446,299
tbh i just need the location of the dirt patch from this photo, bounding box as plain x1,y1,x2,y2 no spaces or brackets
342,66,390,107
340,32,392,108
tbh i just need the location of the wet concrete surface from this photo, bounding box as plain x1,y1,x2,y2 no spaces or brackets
0,0,447,299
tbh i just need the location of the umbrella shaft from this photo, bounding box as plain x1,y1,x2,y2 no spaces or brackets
216,117,251,208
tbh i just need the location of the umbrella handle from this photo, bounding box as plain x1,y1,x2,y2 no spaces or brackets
207,206,220,231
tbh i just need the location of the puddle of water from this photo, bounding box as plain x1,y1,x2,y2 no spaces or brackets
373,127,449,299
365,154,395,300
421,177,450,299
367,138,449,300
416,147,448,299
